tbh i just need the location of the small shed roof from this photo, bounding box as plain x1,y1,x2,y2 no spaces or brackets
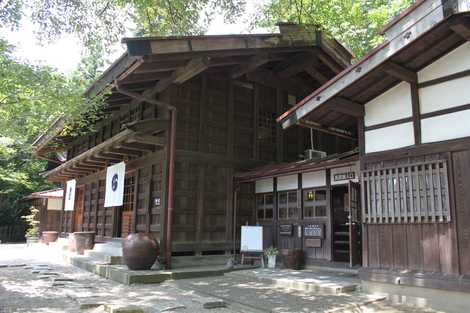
278,0,470,133
24,188,63,200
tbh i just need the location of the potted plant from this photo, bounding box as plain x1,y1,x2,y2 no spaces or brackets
264,246,279,269
22,207,40,245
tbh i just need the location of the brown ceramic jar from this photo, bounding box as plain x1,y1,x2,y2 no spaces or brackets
122,233,159,270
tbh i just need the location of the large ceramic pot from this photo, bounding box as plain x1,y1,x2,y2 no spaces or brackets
122,233,159,270
70,232,95,255
42,231,59,245
281,249,305,270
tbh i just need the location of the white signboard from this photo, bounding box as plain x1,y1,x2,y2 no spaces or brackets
64,179,76,211
240,226,263,252
104,162,126,207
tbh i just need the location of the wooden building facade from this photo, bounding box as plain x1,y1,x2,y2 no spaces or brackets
24,188,63,235
33,24,353,267
278,0,470,290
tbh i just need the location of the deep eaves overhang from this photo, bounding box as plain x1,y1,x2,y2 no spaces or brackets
278,0,470,130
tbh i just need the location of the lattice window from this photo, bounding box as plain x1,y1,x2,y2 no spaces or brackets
361,160,450,224
256,193,273,220
122,175,135,212
303,188,327,218
258,111,276,140
278,190,299,220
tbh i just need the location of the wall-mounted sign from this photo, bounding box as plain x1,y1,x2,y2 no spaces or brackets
154,197,161,206
279,224,293,236
104,162,126,207
305,238,322,248
333,172,355,182
64,179,76,211
304,224,324,238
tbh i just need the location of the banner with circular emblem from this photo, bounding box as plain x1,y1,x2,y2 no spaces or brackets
104,162,126,207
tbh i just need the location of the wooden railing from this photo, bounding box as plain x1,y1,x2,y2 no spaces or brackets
361,159,450,224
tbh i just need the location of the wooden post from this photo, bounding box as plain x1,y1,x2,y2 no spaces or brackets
253,84,259,160
195,164,206,254
276,88,284,162
227,80,235,157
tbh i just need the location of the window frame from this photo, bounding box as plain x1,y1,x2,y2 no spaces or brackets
277,189,300,220
256,192,274,220
303,187,328,219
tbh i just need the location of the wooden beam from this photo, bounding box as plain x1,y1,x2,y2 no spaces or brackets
119,142,156,152
108,147,142,157
448,16,470,41
329,97,364,117
123,118,170,133
246,68,311,96
126,134,166,146
305,65,329,85
298,119,356,141
173,56,211,84
317,51,343,74
276,53,317,78
231,54,272,79
383,61,417,83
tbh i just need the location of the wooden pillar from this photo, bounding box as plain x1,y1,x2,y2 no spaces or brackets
227,80,235,157
273,177,278,247
411,83,421,145
276,88,284,162
253,84,259,160
145,166,153,233
326,169,333,261
131,170,139,233
225,168,234,247
195,164,206,254
199,75,208,152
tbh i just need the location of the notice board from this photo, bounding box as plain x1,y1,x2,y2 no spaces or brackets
240,226,263,252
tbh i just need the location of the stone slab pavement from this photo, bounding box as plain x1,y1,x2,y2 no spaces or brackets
0,244,444,313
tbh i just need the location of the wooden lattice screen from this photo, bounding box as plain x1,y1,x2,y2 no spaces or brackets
361,159,450,224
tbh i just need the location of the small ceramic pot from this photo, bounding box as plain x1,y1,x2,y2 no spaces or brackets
70,232,95,255
42,231,59,245
122,233,159,270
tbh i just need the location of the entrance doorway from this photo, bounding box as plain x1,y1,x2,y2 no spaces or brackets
331,182,362,266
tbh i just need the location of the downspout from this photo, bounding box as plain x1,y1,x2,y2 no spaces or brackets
114,84,177,270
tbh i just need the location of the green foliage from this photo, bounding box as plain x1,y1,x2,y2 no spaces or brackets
264,246,279,256
252,0,414,59
22,206,40,238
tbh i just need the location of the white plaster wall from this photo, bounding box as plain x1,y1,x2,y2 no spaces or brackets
47,198,63,211
277,174,298,191
302,171,326,188
421,109,470,143
330,165,359,185
364,82,413,126
365,122,415,153
418,42,470,83
255,178,274,193
419,76,470,114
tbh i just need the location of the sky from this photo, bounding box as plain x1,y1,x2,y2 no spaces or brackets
0,1,269,74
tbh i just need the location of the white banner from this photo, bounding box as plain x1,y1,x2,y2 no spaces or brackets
64,179,76,211
104,162,126,207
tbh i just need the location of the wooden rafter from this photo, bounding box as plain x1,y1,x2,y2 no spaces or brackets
305,65,329,85
329,97,364,117
316,51,343,74
231,54,273,79
448,16,470,41
246,68,311,96
382,61,417,83
298,119,356,140
276,53,317,78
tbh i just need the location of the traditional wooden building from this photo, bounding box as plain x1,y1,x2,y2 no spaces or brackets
277,0,470,290
24,188,63,234
33,24,354,268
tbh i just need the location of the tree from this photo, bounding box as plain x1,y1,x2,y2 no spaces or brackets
252,0,414,59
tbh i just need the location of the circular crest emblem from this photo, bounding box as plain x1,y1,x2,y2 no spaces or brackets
111,174,119,192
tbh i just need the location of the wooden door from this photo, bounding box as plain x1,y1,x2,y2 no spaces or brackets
348,181,361,267
73,188,84,232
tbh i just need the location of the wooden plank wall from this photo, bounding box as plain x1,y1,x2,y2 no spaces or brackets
362,151,464,274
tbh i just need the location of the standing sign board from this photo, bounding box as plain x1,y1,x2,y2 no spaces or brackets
64,179,76,211
240,226,263,252
104,162,126,207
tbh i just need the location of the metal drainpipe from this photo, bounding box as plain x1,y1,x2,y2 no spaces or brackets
114,84,177,269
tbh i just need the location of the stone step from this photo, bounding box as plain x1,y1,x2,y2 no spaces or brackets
171,254,230,269
226,269,359,294
84,250,124,265
93,243,123,256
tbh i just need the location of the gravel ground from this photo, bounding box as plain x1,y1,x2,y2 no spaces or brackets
0,244,444,313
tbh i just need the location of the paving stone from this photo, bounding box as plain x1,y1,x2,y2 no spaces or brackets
160,305,186,312
8,263,26,267
54,277,75,282
40,272,60,276
0,264,7,268
104,304,144,313
77,298,106,310
38,275,53,280
192,296,226,309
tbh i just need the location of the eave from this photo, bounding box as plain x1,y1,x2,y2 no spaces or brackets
278,0,470,132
